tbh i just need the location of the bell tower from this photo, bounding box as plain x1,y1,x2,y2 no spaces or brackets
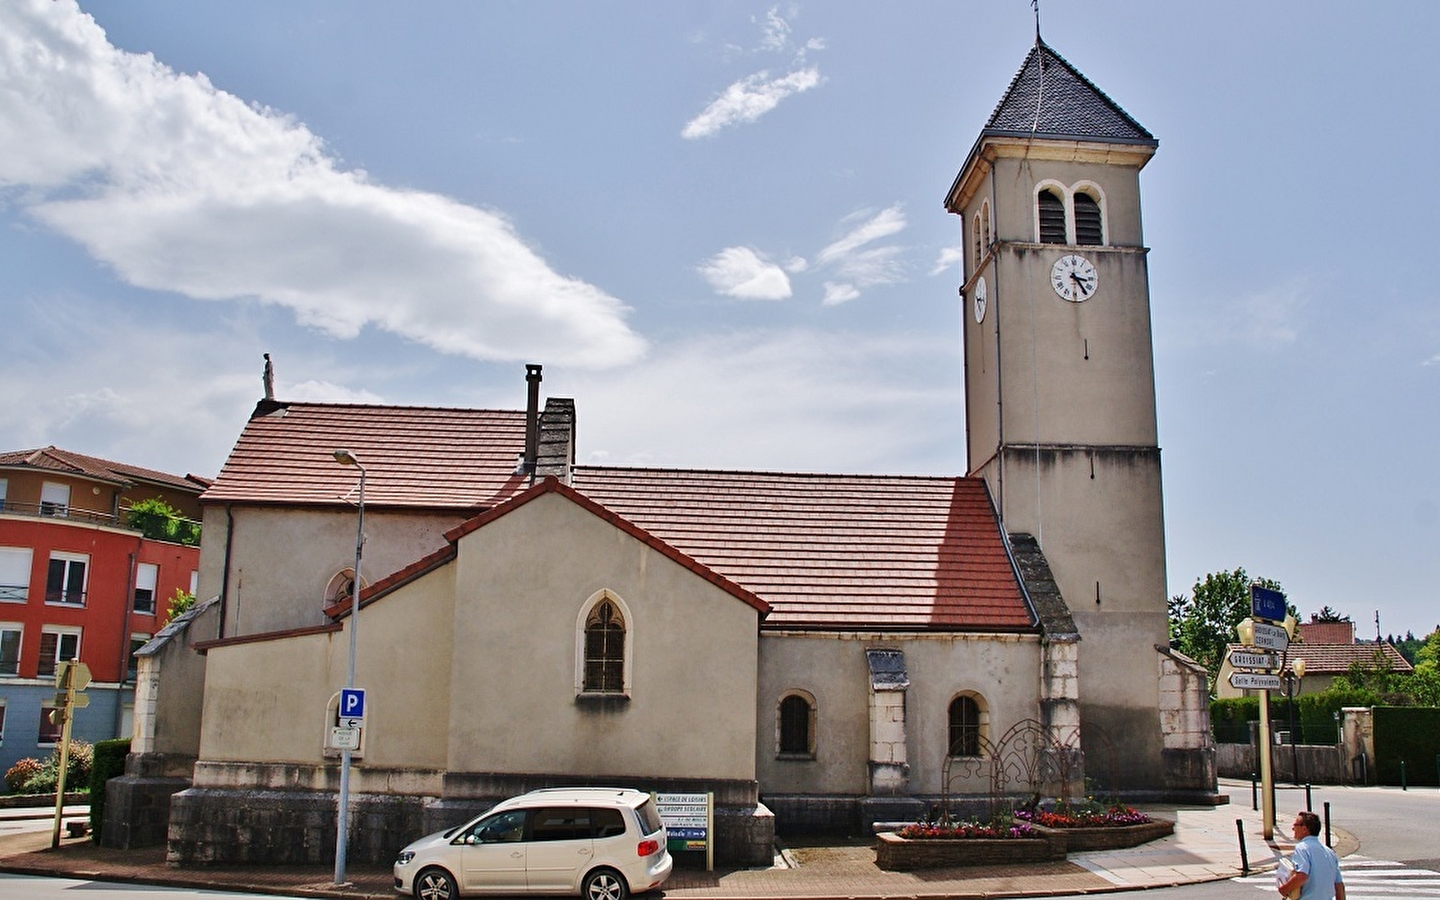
945,39,1171,788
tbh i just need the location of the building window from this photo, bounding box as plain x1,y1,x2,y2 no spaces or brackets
947,694,986,758
1074,191,1104,245
129,633,150,681
324,568,364,609
981,199,992,251
0,478,7,512
38,705,62,745
583,600,626,693
46,553,88,606
1037,188,1067,243
40,482,71,517
0,547,31,603
37,628,80,679
0,700,6,744
134,562,159,614
972,212,982,273
0,624,20,677
778,692,817,757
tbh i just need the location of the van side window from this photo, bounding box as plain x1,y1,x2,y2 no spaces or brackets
591,807,626,838
472,810,526,843
531,808,593,842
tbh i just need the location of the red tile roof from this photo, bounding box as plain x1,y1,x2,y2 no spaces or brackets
200,402,531,509
1288,641,1412,675
570,467,1033,632
1296,622,1356,645
0,446,205,493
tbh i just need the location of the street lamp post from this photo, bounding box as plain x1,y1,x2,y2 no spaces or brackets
332,449,365,886
1285,658,1306,785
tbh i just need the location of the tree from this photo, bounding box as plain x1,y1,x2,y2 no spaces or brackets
1168,568,1288,688
1310,606,1350,623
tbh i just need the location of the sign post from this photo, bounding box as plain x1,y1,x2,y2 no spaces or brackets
50,661,90,848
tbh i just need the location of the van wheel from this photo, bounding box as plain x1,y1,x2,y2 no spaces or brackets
583,867,629,900
415,867,458,900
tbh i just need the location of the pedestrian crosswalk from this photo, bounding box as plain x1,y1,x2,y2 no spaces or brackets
1240,857,1440,900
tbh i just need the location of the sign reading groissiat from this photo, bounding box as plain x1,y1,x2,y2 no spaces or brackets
1228,650,1279,671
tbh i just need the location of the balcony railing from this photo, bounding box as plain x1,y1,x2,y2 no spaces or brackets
0,583,28,603
0,499,201,544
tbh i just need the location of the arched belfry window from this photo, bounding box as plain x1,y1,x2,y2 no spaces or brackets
1037,189,1066,244
575,590,633,697
947,693,988,758
980,200,992,251
1074,191,1104,245
972,212,982,273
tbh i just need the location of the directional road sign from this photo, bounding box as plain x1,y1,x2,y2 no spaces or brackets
1228,650,1279,671
1230,672,1283,691
1251,585,1288,623
1249,621,1290,652
55,660,91,691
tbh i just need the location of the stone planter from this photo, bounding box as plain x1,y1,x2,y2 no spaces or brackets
1029,819,1174,853
875,831,1064,870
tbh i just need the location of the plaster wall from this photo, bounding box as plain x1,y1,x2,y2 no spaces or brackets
196,505,465,636
445,492,760,781
756,632,1041,796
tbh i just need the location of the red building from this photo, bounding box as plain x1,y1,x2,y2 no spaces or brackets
0,447,206,782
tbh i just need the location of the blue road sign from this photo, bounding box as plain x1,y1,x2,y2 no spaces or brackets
1250,585,1287,623
339,688,366,720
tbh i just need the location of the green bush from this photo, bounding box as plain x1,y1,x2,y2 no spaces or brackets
89,738,130,840
125,498,200,546
24,740,94,794
4,757,42,793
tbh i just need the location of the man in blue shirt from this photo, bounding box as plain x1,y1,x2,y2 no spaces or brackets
1279,811,1345,900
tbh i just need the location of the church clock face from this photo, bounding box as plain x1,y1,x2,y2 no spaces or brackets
973,276,987,323
1051,254,1098,302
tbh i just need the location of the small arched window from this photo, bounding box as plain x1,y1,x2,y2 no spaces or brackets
981,200,992,251
1037,189,1066,244
583,600,626,693
323,569,363,609
947,694,984,758
972,212,982,274
778,692,816,757
1074,192,1103,245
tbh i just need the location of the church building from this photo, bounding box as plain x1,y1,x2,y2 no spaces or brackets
107,37,1215,867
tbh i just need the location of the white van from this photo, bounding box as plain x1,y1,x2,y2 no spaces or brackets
393,787,673,900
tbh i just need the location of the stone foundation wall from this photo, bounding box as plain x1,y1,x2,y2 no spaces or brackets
99,752,197,849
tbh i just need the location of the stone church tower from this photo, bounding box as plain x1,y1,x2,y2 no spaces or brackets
945,39,1179,789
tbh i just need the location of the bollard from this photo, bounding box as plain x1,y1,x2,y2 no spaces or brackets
1401,760,1408,791
1305,783,1312,811
1237,819,1250,875
1252,775,1259,811
1323,801,1331,848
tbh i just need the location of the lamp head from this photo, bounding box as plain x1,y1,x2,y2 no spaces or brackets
1292,658,1306,679
1236,618,1255,646
334,449,359,467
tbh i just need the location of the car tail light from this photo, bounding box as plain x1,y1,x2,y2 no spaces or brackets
637,838,660,857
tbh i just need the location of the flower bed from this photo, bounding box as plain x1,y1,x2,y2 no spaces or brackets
876,829,1063,870
1011,803,1172,852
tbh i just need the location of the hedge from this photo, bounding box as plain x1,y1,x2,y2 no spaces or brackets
1373,707,1440,786
89,738,130,841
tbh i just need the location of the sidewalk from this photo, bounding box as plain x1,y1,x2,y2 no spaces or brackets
0,793,1355,900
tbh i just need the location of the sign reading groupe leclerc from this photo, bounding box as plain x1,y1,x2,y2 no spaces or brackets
1230,671,1283,691
1227,650,1279,671
1250,585,1287,623
1249,621,1290,652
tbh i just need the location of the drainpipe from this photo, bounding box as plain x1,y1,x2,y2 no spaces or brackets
114,547,139,737
219,504,235,639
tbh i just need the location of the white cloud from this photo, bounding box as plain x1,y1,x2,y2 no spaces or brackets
697,247,792,300
757,7,792,53
815,206,907,267
821,282,860,306
930,247,964,277
555,329,963,475
0,0,645,369
1421,353,1440,367
681,68,822,139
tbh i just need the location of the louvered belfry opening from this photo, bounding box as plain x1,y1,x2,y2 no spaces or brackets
1074,192,1103,245
1038,189,1066,243
583,599,625,692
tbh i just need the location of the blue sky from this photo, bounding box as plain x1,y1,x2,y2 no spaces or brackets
2,1,1436,637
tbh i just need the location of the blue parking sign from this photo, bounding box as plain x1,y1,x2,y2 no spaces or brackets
339,688,366,720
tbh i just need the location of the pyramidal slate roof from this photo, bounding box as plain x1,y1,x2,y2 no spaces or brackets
983,39,1155,145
